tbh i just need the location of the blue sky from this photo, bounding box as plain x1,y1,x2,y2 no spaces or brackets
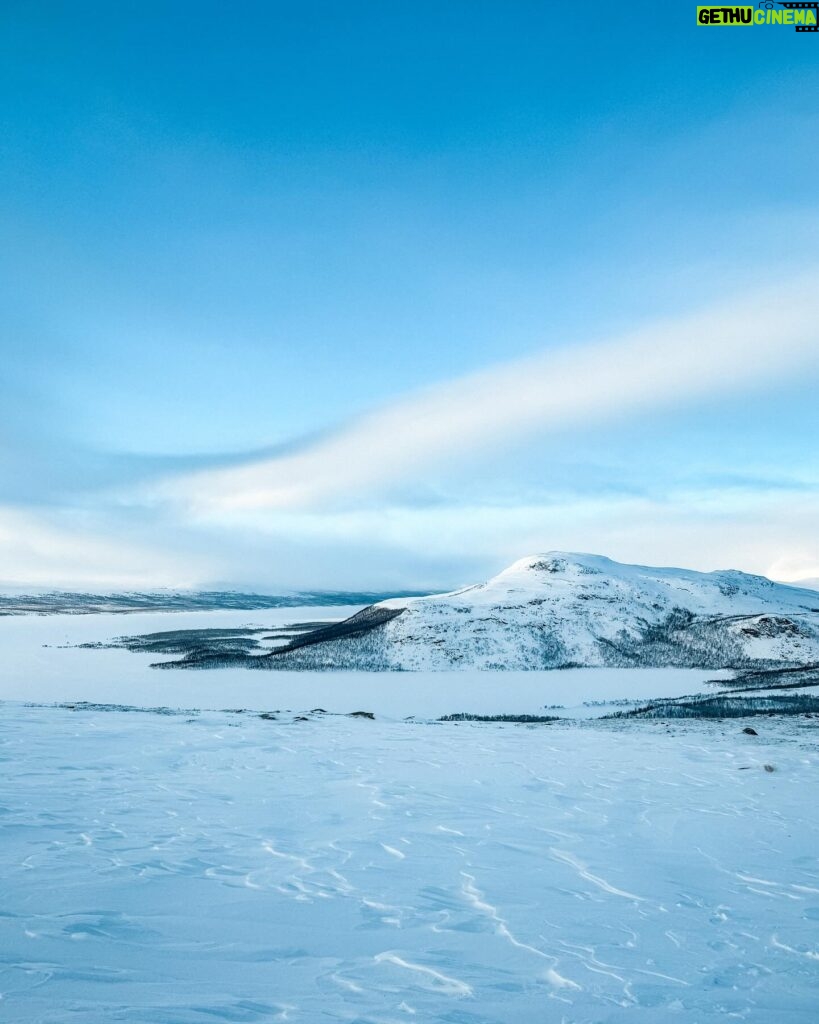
1,1,818,590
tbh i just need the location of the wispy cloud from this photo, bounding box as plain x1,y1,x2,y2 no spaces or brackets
155,273,819,514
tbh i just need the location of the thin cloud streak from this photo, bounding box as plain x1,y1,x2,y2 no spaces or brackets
157,274,819,513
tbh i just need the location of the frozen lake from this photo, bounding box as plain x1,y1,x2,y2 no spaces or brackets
0,608,733,718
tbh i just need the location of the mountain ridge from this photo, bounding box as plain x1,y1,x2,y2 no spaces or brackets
267,551,819,671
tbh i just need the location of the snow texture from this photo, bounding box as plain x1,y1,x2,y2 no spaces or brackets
0,705,817,1022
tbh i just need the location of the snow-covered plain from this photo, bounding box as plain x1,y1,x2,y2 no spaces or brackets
2,607,818,1022
1,705,818,1023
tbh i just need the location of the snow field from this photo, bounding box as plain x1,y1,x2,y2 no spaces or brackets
1,705,817,1023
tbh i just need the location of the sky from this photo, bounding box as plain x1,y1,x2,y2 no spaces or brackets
1,0,818,591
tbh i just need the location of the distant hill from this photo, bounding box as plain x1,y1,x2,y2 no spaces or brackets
263,553,819,671
0,589,424,616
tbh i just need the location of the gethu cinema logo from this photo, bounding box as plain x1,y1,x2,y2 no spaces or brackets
696,3,818,27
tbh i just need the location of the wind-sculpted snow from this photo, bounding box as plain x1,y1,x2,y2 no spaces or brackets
1,704,818,1022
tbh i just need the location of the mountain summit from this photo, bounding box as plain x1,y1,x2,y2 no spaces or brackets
269,552,819,670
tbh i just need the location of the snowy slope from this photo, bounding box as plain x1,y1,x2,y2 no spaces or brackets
272,553,819,670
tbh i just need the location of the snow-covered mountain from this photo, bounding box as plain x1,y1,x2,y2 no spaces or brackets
270,552,819,671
